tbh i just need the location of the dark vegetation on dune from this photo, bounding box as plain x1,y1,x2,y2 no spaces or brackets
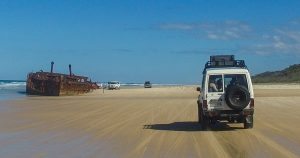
252,64,300,83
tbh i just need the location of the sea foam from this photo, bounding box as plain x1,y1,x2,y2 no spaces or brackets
0,80,26,89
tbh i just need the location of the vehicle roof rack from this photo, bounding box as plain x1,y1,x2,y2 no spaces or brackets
203,55,247,73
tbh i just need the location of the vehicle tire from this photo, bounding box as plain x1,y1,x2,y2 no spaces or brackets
210,118,217,125
197,103,201,123
197,102,209,130
244,115,253,129
201,114,209,130
225,85,250,110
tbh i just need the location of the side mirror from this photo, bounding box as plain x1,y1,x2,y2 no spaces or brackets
196,87,201,92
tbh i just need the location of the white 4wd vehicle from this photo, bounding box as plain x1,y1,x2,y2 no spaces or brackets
197,55,254,129
107,81,120,90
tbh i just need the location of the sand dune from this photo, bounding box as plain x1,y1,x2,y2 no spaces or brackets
0,85,300,157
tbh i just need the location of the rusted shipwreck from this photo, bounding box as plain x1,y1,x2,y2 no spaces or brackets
26,62,99,96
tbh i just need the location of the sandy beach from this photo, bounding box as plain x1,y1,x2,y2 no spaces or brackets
1,85,300,158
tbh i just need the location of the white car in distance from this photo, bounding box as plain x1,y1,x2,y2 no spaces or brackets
107,81,120,90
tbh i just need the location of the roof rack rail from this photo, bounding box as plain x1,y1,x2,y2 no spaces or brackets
205,60,246,68
203,55,247,73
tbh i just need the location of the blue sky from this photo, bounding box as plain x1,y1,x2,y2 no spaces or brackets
1,0,300,84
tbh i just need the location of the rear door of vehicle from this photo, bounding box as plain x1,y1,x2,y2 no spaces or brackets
206,74,225,110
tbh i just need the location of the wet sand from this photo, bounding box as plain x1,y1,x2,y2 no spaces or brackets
0,85,300,158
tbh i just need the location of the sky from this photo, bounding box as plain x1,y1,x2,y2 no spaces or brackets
1,0,300,84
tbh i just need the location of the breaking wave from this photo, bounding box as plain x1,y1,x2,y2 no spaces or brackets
0,80,26,101
0,80,26,89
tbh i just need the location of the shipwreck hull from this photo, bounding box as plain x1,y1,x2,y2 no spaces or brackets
26,73,60,96
26,63,99,96
59,81,94,95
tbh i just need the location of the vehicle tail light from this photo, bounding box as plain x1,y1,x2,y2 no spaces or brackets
203,100,208,109
250,98,254,109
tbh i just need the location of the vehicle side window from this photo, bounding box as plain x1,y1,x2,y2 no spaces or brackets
224,74,248,90
208,75,223,92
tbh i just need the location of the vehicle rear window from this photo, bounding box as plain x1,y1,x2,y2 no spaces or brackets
208,75,223,92
224,74,248,90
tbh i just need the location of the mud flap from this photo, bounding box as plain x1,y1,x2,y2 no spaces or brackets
244,115,254,129
245,115,253,124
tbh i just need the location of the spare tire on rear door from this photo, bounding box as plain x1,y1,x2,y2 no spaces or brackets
225,85,250,110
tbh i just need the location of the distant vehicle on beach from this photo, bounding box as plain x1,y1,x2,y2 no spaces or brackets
107,81,120,90
144,81,152,88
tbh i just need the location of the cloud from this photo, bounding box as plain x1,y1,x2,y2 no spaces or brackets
240,26,300,55
159,19,300,55
159,20,252,40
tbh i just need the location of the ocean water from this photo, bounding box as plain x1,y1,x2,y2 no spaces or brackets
0,80,26,101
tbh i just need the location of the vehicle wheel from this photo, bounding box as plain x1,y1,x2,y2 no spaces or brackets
201,114,209,130
225,85,250,110
198,102,209,130
210,118,217,125
197,103,201,123
244,115,253,129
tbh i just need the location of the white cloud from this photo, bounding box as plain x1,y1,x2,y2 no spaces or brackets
160,19,300,55
159,20,252,40
207,33,219,40
247,27,300,55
